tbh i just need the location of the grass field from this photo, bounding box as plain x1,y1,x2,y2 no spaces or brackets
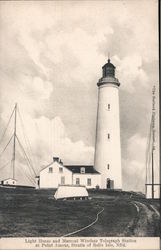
0,187,160,237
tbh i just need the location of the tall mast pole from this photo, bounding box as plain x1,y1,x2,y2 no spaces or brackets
151,85,156,199
151,147,154,199
13,103,17,179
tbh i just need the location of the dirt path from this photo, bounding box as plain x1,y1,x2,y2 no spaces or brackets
126,201,160,236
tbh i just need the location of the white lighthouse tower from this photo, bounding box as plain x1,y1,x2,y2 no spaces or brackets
94,58,122,190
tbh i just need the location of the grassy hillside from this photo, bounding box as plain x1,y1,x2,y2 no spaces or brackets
0,187,160,237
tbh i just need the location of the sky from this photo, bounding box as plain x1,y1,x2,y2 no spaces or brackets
0,0,159,192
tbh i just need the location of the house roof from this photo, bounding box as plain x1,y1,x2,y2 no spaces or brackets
40,160,64,172
65,165,100,174
39,161,100,175
1,178,17,181
40,162,53,172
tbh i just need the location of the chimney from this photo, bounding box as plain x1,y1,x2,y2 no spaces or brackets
59,159,63,165
53,157,59,162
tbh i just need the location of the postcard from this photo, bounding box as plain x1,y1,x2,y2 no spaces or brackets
0,1,160,250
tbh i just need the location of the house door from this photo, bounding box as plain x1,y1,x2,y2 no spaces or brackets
107,178,111,189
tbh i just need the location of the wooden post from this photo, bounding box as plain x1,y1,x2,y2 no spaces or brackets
151,148,154,199
13,103,17,179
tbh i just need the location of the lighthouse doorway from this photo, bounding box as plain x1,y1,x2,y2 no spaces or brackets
106,179,114,189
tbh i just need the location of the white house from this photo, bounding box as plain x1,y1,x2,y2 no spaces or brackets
1,178,17,186
36,157,101,189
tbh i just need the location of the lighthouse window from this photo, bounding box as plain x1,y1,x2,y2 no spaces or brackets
107,164,110,170
108,104,110,110
107,133,110,139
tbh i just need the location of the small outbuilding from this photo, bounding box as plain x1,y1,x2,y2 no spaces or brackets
1,178,17,186
54,185,89,200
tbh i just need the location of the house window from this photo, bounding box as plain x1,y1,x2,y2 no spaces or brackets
59,167,63,173
87,178,91,186
80,167,85,174
107,164,110,170
107,104,110,110
13,181,14,184
76,178,80,185
107,133,110,139
61,176,65,185
6,181,8,184
49,167,53,173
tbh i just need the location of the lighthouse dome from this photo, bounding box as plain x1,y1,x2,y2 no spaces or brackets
102,59,115,77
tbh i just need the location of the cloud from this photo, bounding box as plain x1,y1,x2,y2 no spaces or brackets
122,133,147,192
21,115,94,166
51,117,94,164
127,133,147,162
114,55,149,93
0,74,53,118
123,159,146,193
